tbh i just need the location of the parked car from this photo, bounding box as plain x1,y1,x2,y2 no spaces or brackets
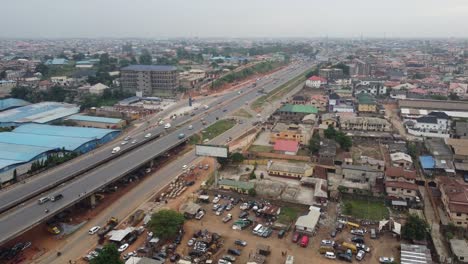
213,196,220,203
195,210,205,220
187,239,195,247
321,240,335,247
88,226,100,235
118,243,129,252
234,240,247,247
145,133,151,138
239,211,249,218
351,229,365,236
278,229,286,239
325,252,336,259
379,257,395,263
330,230,337,238
227,248,241,256
338,253,352,262
131,139,137,144
292,232,300,243
213,204,221,211
370,228,377,239
356,250,366,261
169,253,180,262
222,255,236,262
351,236,365,244
356,243,370,252
300,235,309,247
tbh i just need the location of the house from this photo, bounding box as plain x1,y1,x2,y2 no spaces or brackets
294,207,321,235
89,83,109,95
449,239,468,263
445,138,468,163
390,152,413,170
44,58,68,66
392,83,417,90
449,83,468,98
310,95,328,111
454,121,468,139
218,179,254,194
390,90,407,100
291,95,307,105
385,167,419,201
339,164,383,185
410,112,451,135
273,140,299,155
321,113,338,127
276,104,318,122
305,76,327,88
439,177,468,228
356,93,377,112
354,82,387,96
267,161,313,179
328,93,340,108
269,123,311,145
319,138,336,160
340,116,391,132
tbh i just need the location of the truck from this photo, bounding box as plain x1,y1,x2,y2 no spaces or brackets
97,217,118,238
222,213,232,223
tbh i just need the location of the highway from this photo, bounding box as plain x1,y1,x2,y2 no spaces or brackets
0,60,314,245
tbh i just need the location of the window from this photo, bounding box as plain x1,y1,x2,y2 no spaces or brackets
391,188,396,191
457,222,462,225
406,190,411,193
457,213,462,217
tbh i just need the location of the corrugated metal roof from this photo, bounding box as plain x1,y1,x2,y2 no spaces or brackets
67,114,123,124
0,132,92,151
13,124,118,139
0,98,30,111
121,65,177,72
0,102,79,124
0,142,56,161
279,104,318,114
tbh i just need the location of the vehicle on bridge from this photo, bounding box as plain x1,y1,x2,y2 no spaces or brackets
111,146,121,154
178,133,186,139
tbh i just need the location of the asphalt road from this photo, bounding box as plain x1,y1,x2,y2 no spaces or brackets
0,60,315,245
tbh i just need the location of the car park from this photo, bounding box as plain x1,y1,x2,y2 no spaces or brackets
88,226,100,235
118,243,129,252
356,250,366,261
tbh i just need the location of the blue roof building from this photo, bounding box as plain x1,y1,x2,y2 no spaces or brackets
44,58,69,65
0,98,30,112
13,124,119,141
0,102,80,127
419,156,435,170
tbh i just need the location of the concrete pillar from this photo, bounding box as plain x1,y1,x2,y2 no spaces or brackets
89,194,97,208
149,160,154,168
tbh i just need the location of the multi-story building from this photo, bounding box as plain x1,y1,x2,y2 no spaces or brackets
340,116,391,131
439,177,468,228
356,93,377,113
384,167,419,201
121,65,178,97
319,68,343,80
269,123,311,145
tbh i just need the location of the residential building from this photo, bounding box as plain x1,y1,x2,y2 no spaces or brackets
445,138,468,163
439,177,468,227
319,68,343,80
218,179,254,194
390,152,413,169
291,95,307,105
340,116,391,131
305,76,327,88
339,164,383,184
413,112,450,133
89,83,109,95
121,65,178,97
321,113,338,127
449,83,468,98
276,104,318,122
454,121,468,139
267,161,313,179
273,140,299,155
44,58,68,66
449,239,468,263
356,93,377,112
319,138,336,159
269,123,311,145
385,167,418,201
309,95,327,111
354,81,387,96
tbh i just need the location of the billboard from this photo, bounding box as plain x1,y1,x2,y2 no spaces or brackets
195,144,229,158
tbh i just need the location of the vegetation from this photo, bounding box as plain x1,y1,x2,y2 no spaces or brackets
188,133,201,145
407,142,420,159
28,151,79,174
278,206,301,224
232,109,253,118
90,243,123,264
201,119,236,141
305,68,319,78
139,49,152,65
248,145,273,152
342,198,388,221
11,86,70,103
230,153,245,163
332,62,350,76
248,188,257,197
147,209,185,240
402,214,429,241
430,94,448,100
308,133,321,154
80,89,133,110
324,126,352,151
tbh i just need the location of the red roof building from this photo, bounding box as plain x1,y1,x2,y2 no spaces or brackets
273,140,299,155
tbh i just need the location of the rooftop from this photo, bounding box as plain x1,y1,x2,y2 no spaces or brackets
0,98,30,112
218,179,254,190
0,102,79,125
278,104,318,114
386,181,419,191
400,244,432,264
419,156,435,169
449,239,468,260
121,65,177,72
385,167,417,179
13,124,119,139
399,99,468,111
67,114,123,124
273,140,299,153
357,93,376,105
0,132,95,151
268,161,312,174
390,152,413,163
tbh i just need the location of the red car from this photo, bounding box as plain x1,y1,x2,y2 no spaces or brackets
292,232,300,243
300,235,309,247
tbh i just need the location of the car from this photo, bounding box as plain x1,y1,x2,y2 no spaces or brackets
187,239,195,247
227,248,241,256
300,235,309,247
182,164,188,170
379,257,395,263
464,174,468,183
325,251,336,259
278,229,286,238
174,233,183,244
50,194,63,202
226,203,233,211
145,133,151,138
195,210,205,220
198,163,203,169
204,164,209,170
351,236,365,244
234,239,247,247
124,136,131,141
178,133,185,139
164,123,171,129
222,255,236,262
330,230,337,238
356,250,366,261
321,240,335,247
88,226,100,235
351,229,365,236
213,196,220,203
169,253,180,262
218,259,232,264
38,196,50,204
123,251,136,260
292,232,300,243
131,139,137,144
118,243,129,252
111,146,121,154
336,223,344,231
356,243,370,252
239,211,249,219
121,141,128,145
223,109,227,112
370,228,377,239
213,204,221,211
215,207,224,215
338,253,352,262
188,125,193,130
261,228,273,237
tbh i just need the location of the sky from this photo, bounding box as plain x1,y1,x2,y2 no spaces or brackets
1,0,468,39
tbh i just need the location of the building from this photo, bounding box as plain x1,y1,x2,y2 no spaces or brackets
294,207,321,235
126,257,164,264
291,95,307,105
454,121,468,139
340,116,391,131
445,138,468,163
66,114,126,129
305,76,327,88
269,123,311,145
439,177,468,227
390,152,413,169
400,244,432,264
319,68,343,80
121,65,178,97
449,239,468,263
413,112,451,133
44,58,68,65
276,104,318,122
321,113,338,127
309,95,328,111
356,93,377,113
385,167,418,201
0,98,29,112
339,164,383,185
0,102,80,127
354,82,387,96
267,161,313,179
218,179,254,194
89,83,109,95
273,140,299,155
399,99,468,112
0,80,16,96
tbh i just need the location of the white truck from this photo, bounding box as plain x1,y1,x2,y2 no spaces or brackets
111,146,121,154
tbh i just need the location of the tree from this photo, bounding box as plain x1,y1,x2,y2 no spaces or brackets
147,210,185,240
72,53,85,61
35,63,49,76
449,93,460,100
248,188,257,197
305,68,319,78
324,125,337,139
308,133,321,154
230,153,245,163
335,131,352,151
402,214,429,241
407,142,418,159
99,53,110,66
139,49,152,65
0,70,6,79
90,243,123,264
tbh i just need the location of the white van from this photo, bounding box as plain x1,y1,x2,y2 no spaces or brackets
252,224,263,234
325,252,336,259
88,226,100,235
111,146,120,154
38,196,50,204
164,123,171,129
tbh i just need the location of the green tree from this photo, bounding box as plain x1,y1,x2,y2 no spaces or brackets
90,244,123,264
407,142,418,159
324,125,337,139
343,202,353,215
248,188,257,197
308,133,321,154
35,63,49,76
230,153,245,163
305,68,319,79
335,131,352,151
0,70,6,79
332,63,350,76
148,209,185,240
402,214,429,241
10,86,31,100
139,49,152,65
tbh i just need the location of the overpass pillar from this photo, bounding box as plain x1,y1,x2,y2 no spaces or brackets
149,160,155,168
89,194,97,209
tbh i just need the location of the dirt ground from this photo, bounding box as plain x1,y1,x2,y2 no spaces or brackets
177,201,400,264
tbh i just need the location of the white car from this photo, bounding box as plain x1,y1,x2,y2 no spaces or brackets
124,136,131,141
213,196,220,203
121,141,128,145
188,125,193,130
182,165,188,170
325,252,336,259
88,226,100,235
118,243,129,252
379,257,395,263
145,133,151,138
159,120,164,125
164,123,171,129
356,250,366,261
131,139,137,144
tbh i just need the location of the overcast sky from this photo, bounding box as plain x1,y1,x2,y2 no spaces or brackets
2,0,467,39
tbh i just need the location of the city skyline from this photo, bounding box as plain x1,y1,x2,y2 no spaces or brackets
1,0,468,39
